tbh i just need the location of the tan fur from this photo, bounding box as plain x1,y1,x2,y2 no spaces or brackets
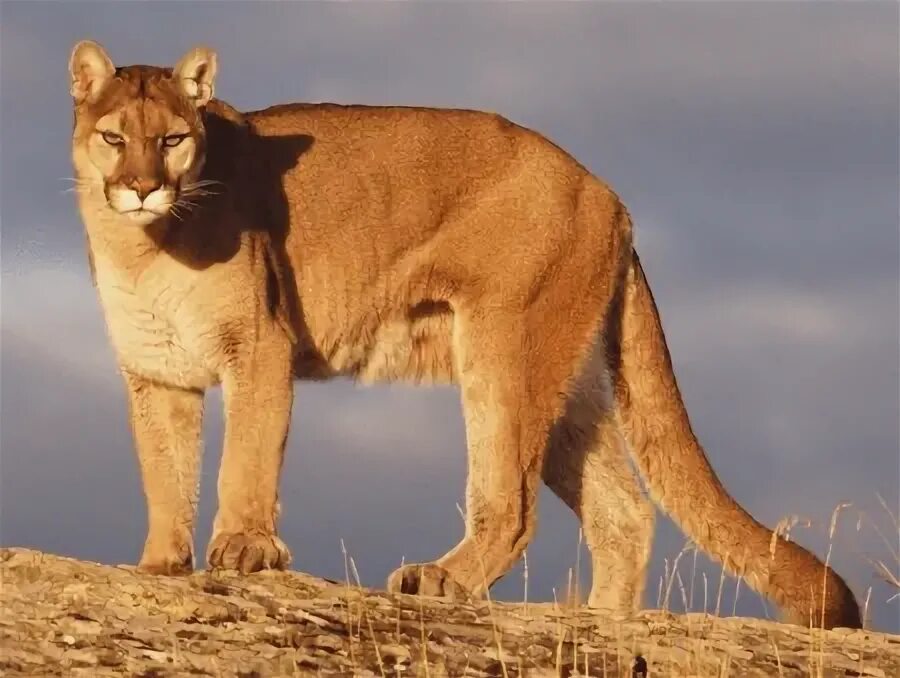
68,41,861,628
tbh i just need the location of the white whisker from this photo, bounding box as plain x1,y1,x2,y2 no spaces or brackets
183,189,221,198
181,179,226,199
60,185,92,196
184,179,225,189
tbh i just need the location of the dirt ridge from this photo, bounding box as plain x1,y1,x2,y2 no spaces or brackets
1,547,897,676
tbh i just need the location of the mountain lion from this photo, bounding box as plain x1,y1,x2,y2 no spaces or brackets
67,40,861,629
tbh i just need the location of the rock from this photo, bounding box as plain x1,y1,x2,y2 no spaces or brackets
0,547,897,677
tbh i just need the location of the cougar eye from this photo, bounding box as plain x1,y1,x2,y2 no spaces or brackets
100,131,124,146
162,134,188,148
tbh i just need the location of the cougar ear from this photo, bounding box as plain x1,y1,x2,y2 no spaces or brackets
69,40,115,104
173,46,217,108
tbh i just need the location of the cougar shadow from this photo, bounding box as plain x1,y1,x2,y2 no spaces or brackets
150,104,323,369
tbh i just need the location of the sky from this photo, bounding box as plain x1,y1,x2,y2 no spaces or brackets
1,1,897,632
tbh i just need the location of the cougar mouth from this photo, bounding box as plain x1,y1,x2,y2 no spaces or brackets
107,185,175,222
121,207,167,219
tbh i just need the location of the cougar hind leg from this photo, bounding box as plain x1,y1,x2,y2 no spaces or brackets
387,308,558,597
387,289,624,598
543,349,655,614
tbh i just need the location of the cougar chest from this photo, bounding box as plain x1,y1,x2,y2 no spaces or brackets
94,262,218,390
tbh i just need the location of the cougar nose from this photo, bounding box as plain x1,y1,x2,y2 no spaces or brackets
126,178,162,202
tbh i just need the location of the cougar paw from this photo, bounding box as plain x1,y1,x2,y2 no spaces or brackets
206,531,291,574
386,563,470,601
137,540,193,576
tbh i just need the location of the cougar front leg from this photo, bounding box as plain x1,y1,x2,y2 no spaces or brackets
124,370,204,575
207,335,293,574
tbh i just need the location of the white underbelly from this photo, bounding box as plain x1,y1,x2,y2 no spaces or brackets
338,307,456,385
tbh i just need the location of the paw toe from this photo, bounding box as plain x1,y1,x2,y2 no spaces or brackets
137,547,193,576
386,563,469,600
207,532,291,573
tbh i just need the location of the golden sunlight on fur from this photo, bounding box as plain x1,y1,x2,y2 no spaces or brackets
68,40,861,630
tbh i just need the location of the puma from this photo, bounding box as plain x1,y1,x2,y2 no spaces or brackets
67,40,861,629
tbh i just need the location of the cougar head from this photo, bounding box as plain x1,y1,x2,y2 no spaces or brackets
69,40,217,225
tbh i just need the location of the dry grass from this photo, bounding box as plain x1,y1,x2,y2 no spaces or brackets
384,492,895,676
210,491,897,677
641,495,900,677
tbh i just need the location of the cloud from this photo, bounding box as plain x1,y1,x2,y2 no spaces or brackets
2,262,118,390
661,278,897,352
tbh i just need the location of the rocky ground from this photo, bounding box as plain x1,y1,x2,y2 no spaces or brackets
1,547,898,677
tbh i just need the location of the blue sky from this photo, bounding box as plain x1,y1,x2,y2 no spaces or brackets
1,1,897,631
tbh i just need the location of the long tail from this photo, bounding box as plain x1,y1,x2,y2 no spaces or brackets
612,249,861,629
